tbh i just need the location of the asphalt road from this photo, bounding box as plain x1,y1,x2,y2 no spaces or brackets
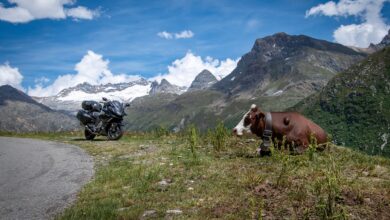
0,137,94,220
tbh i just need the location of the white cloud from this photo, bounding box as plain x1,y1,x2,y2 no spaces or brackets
175,30,194,39
306,0,390,47
0,62,24,90
151,52,239,87
157,31,173,39
0,0,99,23
28,50,141,97
157,30,194,39
66,6,97,20
34,76,50,85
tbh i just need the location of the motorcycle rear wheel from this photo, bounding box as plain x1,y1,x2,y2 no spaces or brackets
107,123,123,140
84,128,96,140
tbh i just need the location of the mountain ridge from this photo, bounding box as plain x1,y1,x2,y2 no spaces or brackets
293,46,390,156
0,85,78,132
149,79,186,95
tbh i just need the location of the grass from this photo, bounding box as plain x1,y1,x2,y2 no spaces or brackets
1,130,390,219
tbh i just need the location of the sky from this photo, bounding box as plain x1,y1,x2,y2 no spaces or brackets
0,0,389,96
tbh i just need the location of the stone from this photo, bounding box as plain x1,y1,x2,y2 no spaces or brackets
142,210,158,218
166,209,183,215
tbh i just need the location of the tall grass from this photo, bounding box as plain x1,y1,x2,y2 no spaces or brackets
186,124,198,159
207,121,229,152
153,125,169,138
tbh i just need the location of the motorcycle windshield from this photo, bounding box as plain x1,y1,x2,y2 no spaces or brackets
108,101,125,117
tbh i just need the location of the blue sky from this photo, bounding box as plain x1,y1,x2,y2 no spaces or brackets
0,0,389,95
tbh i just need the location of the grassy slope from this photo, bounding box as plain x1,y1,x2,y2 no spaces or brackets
293,47,390,157
126,86,312,133
2,132,389,219
125,91,224,131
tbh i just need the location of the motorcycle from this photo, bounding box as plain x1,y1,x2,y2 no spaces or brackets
76,97,130,140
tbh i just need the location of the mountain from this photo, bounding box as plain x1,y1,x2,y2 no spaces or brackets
188,69,218,91
35,79,152,113
369,29,390,51
0,85,78,132
293,46,390,156
149,79,186,95
214,32,365,95
34,78,188,114
125,33,367,131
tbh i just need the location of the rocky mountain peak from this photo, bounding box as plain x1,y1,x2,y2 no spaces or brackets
252,32,360,58
213,32,365,94
149,79,186,95
0,85,49,110
188,69,217,91
160,79,171,86
381,29,390,45
370,29,390,50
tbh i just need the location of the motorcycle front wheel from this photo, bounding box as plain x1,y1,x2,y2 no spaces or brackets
107,123,123,140
84,128,96,140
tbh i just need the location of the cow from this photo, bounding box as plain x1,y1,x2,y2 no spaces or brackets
233,104,328,156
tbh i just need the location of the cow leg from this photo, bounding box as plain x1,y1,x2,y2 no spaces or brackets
285,134,309,154
295,139,309,154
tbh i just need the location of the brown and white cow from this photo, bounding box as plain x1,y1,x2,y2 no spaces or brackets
233,104,328,154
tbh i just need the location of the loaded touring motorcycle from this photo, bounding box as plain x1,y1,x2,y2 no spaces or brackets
77,97,130,140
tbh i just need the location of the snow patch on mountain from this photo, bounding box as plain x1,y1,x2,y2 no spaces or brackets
58,84,151,102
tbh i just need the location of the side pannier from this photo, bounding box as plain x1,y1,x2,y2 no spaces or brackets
76,110,94,125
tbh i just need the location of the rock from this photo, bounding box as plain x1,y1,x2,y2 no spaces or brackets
158,180,169,186
166,209,183,215
372,165,387,176
245,138,256,143
139,144,146,149
141,210,158,218
157,179,172,191
364,198,372,204
117,207,130,212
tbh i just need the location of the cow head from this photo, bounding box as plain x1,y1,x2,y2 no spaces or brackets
233,104,263,136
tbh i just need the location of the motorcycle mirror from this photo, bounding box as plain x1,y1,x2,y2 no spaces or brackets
102,97,108,101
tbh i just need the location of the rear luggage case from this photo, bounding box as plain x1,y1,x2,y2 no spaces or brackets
81,101,102,112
